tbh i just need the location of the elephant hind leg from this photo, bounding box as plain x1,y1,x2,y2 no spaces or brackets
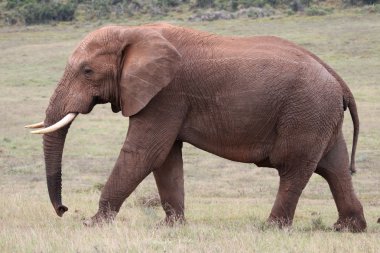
153,141,185,225
315,133,366,232
268,160,316,227
268,134,324,227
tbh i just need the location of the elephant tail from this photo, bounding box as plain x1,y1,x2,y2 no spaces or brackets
317,60,359,174
345,92,359,175
314,60,359,175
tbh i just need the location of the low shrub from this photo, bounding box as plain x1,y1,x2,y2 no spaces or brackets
196,0,216,8
188,6,275,21
361,3,380,12
305,6,333,16
84,0,112,20
5,0,77,25
343,0,379,5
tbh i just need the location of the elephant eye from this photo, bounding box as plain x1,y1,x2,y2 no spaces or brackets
83,67,93,77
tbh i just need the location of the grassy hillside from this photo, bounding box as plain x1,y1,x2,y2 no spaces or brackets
1,12,380,252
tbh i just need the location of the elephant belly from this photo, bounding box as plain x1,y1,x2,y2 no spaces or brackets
179,130,275,164
178,105,277,164
190,139,274,165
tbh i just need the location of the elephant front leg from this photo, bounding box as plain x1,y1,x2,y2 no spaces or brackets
83,146,153,226
83,106,185,226
154,141,185,225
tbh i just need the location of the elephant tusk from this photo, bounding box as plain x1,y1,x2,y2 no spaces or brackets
25,121,45,129
30,113,77,134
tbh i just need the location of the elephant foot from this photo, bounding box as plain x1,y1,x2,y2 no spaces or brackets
156,215,185,227
333,216,367,233
267,215,292,229
83,210,117,227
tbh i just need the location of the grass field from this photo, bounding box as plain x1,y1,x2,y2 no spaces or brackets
1,12,380,252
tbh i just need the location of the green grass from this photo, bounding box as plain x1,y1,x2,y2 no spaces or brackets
1,12,380,252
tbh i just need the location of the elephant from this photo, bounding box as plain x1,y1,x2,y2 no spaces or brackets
26,23,366,232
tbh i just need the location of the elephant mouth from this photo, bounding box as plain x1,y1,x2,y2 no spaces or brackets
92,96,121,113
25,96,116,134
92,96,106,105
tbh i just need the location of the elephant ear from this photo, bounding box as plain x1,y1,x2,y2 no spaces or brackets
119,30,181,117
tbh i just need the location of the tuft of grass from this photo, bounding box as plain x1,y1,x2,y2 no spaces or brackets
310,217,330,231
92,182,105,191
136,194,162,208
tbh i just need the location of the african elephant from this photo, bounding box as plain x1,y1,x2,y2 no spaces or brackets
26,23,366,232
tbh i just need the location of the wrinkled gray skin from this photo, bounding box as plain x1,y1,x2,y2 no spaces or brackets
41,23,366,232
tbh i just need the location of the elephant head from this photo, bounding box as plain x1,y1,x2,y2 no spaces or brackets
26,25,181,217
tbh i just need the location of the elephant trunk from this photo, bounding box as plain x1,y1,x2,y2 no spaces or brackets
43,122,70,217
